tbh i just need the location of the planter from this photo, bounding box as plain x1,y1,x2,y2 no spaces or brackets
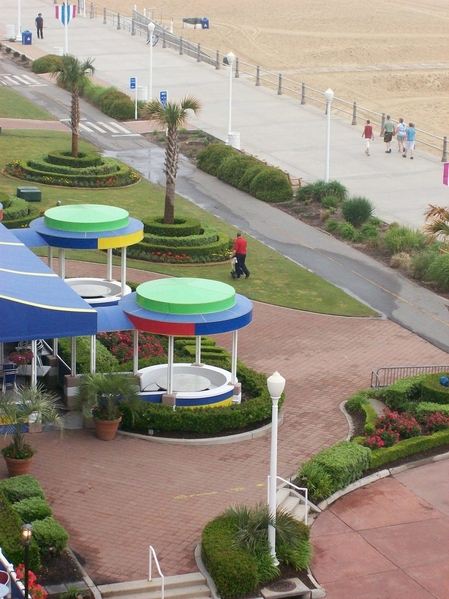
93,417,122,441
3,455,34,477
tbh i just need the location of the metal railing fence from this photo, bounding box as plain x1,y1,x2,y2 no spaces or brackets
371,365,449,388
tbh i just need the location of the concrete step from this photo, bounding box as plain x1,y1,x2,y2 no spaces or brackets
291,502,310,523
276,488,290,506
98,573,211,599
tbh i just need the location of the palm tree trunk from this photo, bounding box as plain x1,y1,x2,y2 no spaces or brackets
164,182,176,224
71,88,80,157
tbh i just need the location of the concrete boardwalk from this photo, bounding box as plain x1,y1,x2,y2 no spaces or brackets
1,0,448,230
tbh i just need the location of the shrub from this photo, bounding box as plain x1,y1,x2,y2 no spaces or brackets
419,373,449,404
99,89,130,113
295,461,333,503
0,475,45,503
217,154,259,188
383,225,427,254
31,55,64,73
108,97,135,120
390,252,412,269
321,195,340,209
370,428,449,469
360,223,380,245
427,254,449,290
325,219,339,232
31,517,69,555
336,221,359,241
0,490,40,571
341,196,374,227
12,497,52,522
197,143,236,176
58,336,120,374
420,411,449,433
297,180,347,203
410,245,441,280
239,164,265,192
415,401,449,419
143,217,202,237
249,168,292,203
380,374,426,411
346,391,370,412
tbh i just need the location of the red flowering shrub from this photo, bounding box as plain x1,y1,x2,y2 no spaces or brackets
15,564,47,599
97,331,166,364
421,412,449,433
363,409,421,449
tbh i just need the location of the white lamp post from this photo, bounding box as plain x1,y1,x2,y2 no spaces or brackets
148,21,156,101
324,88,334,183
16,0,21,41
226,51,235,146
267,370,286,565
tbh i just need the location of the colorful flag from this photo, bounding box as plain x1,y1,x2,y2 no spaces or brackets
444,163,449,187
55,4,77,25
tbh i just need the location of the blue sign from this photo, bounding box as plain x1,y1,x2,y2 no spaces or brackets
130,77,136,90
160,91,167,106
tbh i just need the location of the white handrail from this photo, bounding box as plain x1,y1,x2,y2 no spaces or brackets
270,475,310,526
149,545,165,599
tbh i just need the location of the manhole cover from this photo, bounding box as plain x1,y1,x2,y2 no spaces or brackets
268,580,297,592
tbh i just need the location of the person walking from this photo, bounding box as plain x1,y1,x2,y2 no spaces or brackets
362,119,374,156
403,123,416,159
35,13,44,39
232,233,250,279
395,118,407,153
381,115,395,153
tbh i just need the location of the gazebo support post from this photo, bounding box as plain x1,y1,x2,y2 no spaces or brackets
121,247,127,297
70,337,77,375
231,330,241,404
194,335,202,365
107,249,113,281
133,329,139,374
30,339,37,388
90,335,96,373
167,336,174,395
58,248,66,279
48,246,53,269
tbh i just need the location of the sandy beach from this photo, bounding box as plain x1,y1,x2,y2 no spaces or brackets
102,0,448,135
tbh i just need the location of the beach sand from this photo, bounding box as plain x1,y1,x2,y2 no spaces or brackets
103,0,448,135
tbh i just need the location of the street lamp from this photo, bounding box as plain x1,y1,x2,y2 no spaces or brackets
226,51,235,146
147,21,156,101
267,371,286,565
324,88,334,183
21,524,33,599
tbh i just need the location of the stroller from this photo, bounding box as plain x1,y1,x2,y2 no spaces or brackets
230,256,239,279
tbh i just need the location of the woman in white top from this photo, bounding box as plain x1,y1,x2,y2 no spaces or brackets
395,117,407,153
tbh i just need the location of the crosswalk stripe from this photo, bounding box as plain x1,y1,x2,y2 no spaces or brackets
0,74,45,86
87,122,109,133
98,122,125,133
79,123,95,133
108,122,130,133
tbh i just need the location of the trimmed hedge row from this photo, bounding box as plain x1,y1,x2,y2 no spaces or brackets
419,373,449,404
120,362,281,435
0,195,29,220
143,225,220,248
26,156,121,177
125,232,231,262
46,151,102,168
58,336,120,374
370,429,449,469
0,489,40,571
197,143,293,204
143,217,202,237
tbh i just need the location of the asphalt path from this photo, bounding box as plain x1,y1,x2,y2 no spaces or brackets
2,55,449,354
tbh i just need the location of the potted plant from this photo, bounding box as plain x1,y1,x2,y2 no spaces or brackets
75,372,140,441
0,383,63,477
8,349,34,366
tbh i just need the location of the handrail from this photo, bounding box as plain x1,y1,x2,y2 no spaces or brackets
99,6,447,161
276,476,309,526
149,545,165,599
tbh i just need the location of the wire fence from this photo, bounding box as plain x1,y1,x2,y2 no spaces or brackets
77,1,448,162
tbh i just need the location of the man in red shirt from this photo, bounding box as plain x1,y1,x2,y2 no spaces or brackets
232,233,250,279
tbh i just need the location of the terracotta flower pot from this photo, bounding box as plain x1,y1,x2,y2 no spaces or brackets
4,455,34,477
93,417,122,441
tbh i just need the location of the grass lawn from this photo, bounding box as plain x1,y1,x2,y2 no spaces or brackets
0,128,376,317
0,87,57,120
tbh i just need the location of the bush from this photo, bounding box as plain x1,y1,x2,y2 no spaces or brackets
239,164,265,192
0,491,40,571
249,167,292,203
336,221,359,241
202,516,258,599
58,336,120,374
420,373,449,404
360,223,380,244
295,461,333,503
415,402,449,419
297,180,347,203
0,475,45,503
380,374,426,411
197,143,236,176
46,150,102,168
410,245,441,280
12,497,52,522
390,252,412,269
99,89,130,113
31,54,64,73
427,254,449,290
1,195,28,221
217,154,260,188
296,441,371,501
321,195,340,209
370,428,449,469
108,97,135,120
31,517,69,555
143,217,202,237
383,225,427,254
341,196,374,227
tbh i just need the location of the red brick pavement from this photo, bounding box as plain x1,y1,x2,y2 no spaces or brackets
2,261,448,585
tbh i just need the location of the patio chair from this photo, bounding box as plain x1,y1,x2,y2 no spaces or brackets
1,364,18,393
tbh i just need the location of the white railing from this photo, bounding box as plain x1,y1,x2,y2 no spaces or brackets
269,475,310,526
149,545,165,599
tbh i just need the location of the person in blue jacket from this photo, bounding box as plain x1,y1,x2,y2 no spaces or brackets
403,123,416,159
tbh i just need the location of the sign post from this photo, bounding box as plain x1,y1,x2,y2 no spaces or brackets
130,77,137,120
159,91,167,107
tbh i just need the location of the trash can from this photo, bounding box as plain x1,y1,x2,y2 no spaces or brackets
227,132,240,150
201,17,210,29
21,30,32,45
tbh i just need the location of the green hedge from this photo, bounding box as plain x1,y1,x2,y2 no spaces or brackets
0,205,40,229
196,143,236,175
143,217,202,237
0,475,45,503
202,516,258,599
249,167,292,203
126,232,230,263
370,429,449,469
363,403,378,435
0,490,40,570
217,154,260,188
419,373,449,404
26,156,122,177
31,517,69,555
46,151,102,168
415,402,449,418
31,54,64,74
380,374,427,411
0,195,29,220
12,497,52,522
143,226,219,248
58,336,120,374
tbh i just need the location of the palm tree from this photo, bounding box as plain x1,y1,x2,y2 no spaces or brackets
51,55,95,157
423,205,449,243
144,95,202,224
